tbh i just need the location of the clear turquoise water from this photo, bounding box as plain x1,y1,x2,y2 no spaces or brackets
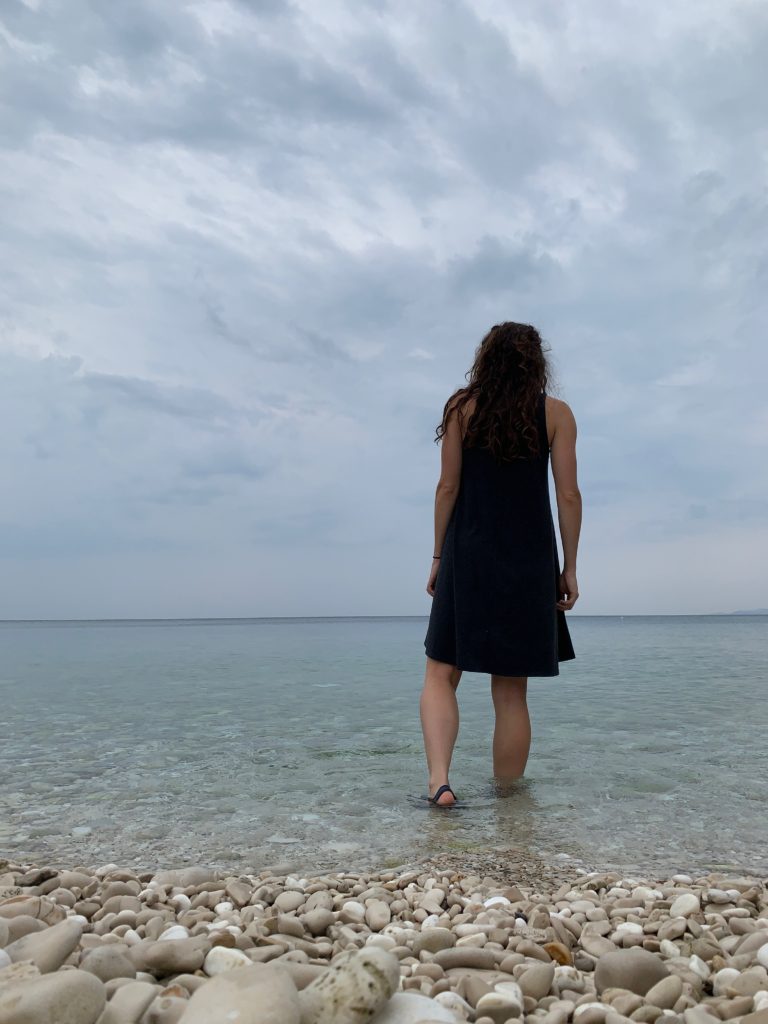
0,616,765,877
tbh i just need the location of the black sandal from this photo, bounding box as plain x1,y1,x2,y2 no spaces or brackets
428,783,457,805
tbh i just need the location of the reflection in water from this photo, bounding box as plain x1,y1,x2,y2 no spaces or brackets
418,775,552,863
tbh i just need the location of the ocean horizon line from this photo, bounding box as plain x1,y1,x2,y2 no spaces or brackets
1,611,766,623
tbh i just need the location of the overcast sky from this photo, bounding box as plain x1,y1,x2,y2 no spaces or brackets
1,0,766,618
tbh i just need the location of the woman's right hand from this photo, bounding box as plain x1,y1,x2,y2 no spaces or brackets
557,569,579,610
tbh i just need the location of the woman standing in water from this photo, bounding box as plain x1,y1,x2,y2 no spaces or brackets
422,322,581,806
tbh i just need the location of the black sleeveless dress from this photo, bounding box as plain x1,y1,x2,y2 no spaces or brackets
424,391,575,676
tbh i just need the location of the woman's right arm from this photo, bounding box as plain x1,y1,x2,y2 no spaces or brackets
550,398,582,606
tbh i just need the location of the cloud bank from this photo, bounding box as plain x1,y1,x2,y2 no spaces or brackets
1,0,766,616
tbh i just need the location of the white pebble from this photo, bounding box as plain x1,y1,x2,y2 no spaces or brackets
754,991,768,1013
170,894,191,911
660,940,680,958
159,925,190,941
0,951,10,969
614,922,644,936
670,893,700,917
422,914,441,928
434,989,474,1019
203,946,253,976
492,980,524,1012
574,1002,609,1020
672,874,693,884
688,955,710,979
484,896,511,908
756,943,768,970
712,968,740,996
214,901,234,914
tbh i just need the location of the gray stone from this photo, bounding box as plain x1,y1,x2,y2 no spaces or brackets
415,928,456,955
519,962,556,1000
644,974,683,1009
370,991,458,1023
138,939,208,976
107,980,159,1021
179,958,303,1024
79,945,137,982
364,899,391,932
3,919,84,974
301,908,335,936
582,935,620,958
151,868,218,888
595,949,670,996
432,947,497,970
0,968,106,1023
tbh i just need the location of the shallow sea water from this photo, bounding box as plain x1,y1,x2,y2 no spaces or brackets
0,615,766,877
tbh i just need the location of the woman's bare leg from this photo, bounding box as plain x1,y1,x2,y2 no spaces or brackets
420,656,462,805
490,675,530,779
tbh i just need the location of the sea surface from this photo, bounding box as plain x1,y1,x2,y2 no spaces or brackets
1,616,766,878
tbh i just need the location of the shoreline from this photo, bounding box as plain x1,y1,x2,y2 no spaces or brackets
1,852,766,1023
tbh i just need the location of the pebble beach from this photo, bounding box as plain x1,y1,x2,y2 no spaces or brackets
1,851,766,1024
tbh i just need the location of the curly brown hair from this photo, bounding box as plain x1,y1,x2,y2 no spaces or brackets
434,322,552,462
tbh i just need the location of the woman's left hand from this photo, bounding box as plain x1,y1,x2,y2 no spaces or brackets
426,558,440,596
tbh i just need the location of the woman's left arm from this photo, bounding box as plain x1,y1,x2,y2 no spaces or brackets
427,403,463,595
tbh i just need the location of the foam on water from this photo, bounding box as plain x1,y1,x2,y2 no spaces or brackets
0,615,766,875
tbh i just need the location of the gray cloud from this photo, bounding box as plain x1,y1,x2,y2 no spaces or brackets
1,0,766,616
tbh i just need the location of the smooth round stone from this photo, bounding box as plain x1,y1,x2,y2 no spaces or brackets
757,944,768,970
3,918,84,974
659,941,680,959
476,985,523,1022
594,948,670,996
181,962,300,1024
141,938,208,975
365,900,391,932
204,946,253,975
432,947,497,970
433,989,474,1019
669,895,700,918
0,950,11,969
484,897,512,909
274,891,305,914
108,981,160,1021
644,974,683,1009
0,968,106,1023
151,868,217,888
582,935,620,958
80,945,137,982
519,963,556,1000
158,925,190,941
302,908,335,936
712,968,741,996
688,956,709,980
415,928,456,955
574,1001,609,1024
338,901,366,925
372,991,459,1023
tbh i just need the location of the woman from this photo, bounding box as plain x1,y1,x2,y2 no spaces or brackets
421,322,581,807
